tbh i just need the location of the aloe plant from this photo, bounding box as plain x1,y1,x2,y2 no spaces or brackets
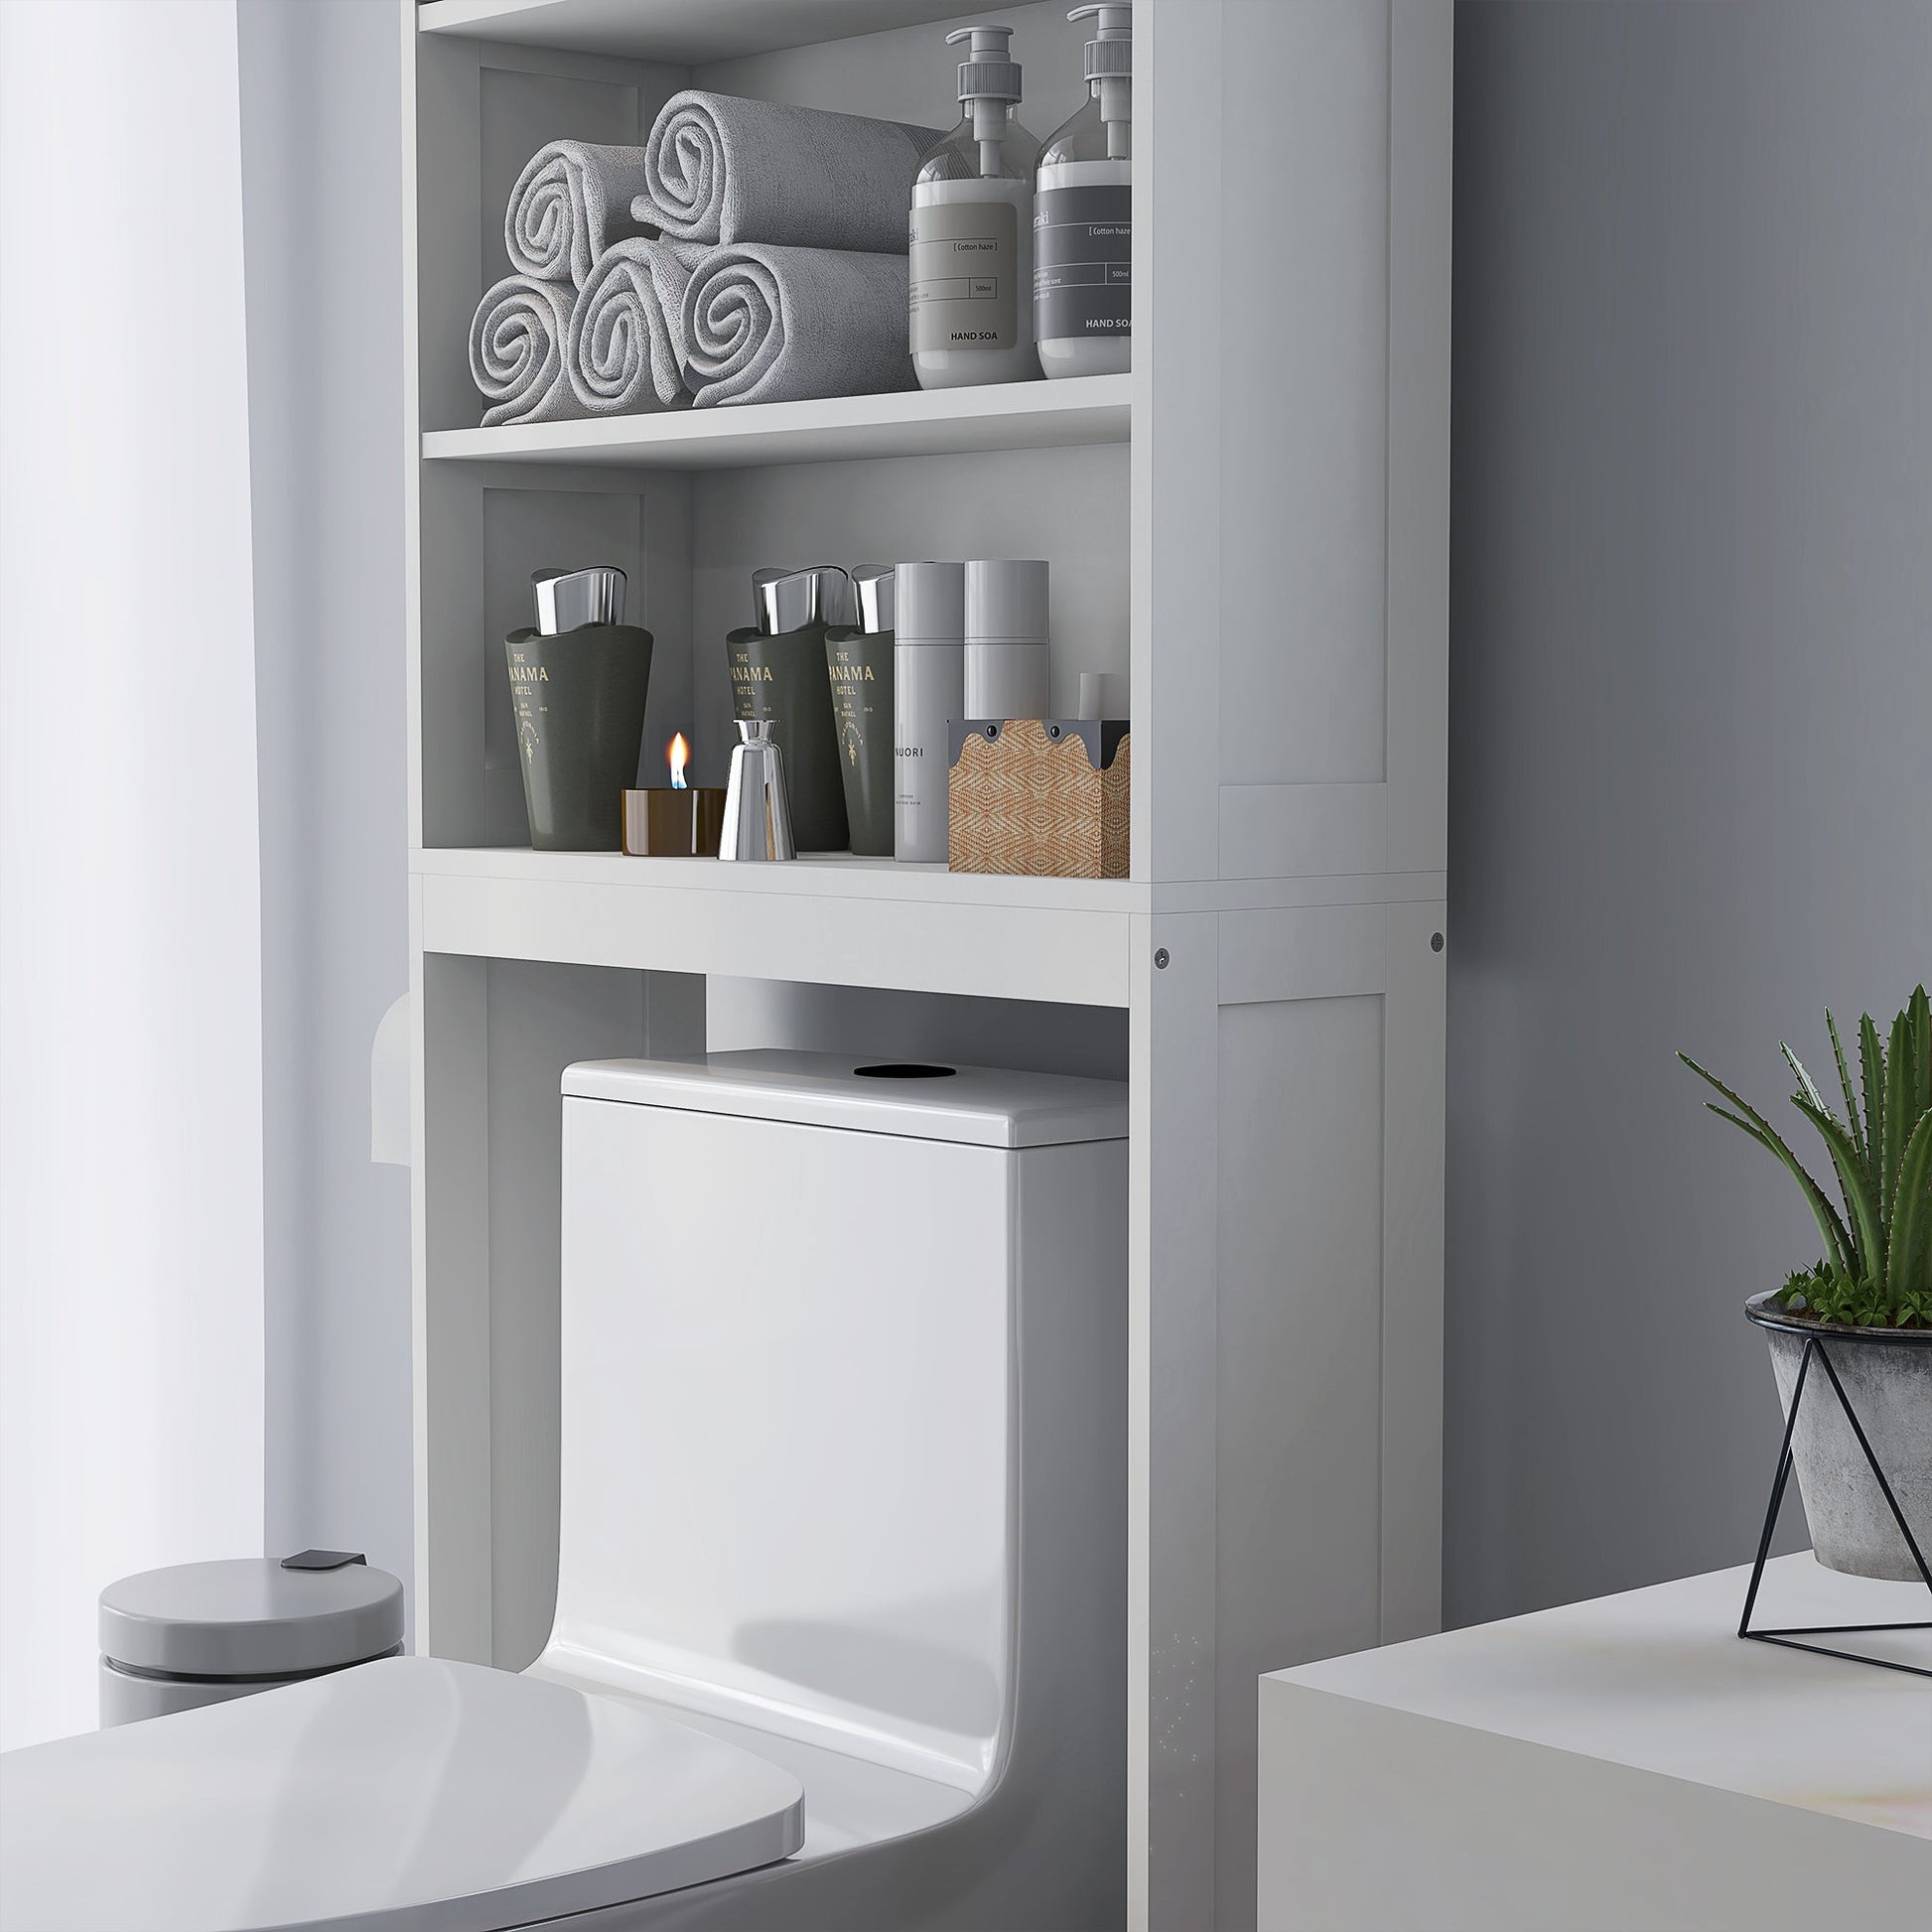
1680,985,1932,1329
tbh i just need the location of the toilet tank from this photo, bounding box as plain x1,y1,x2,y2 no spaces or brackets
542,1052,1127,1795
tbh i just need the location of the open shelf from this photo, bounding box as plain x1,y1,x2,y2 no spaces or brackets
413,847,1141,1005
423,374,1131,471
417,0,972,67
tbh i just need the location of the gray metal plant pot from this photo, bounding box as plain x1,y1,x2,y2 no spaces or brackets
1748,1291,1932,1582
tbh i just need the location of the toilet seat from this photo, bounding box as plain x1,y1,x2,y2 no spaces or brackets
0,1655,804,1932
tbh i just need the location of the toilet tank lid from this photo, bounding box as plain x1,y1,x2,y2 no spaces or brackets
562,1051,1126,1148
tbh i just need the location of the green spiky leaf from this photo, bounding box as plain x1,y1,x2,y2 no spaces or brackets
1781,1042,1829,1120
1680,1050,1853,1276
1701,1103,1853,1279
1791,1094,1887,1285
1889,1110,1932,1294
1912,986,1932,1118
1683,993,1932,1328
1883,1008,1912,1220
1825,1012,1867,1165
1859,1013,1886,1194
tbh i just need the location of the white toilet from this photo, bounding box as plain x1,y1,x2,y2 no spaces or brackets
0,1052,1128,1931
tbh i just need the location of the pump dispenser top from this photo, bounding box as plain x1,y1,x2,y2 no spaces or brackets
1070,5,1133,160
948,24,1024,178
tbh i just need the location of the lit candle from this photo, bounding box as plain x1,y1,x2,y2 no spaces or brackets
622,731,726,857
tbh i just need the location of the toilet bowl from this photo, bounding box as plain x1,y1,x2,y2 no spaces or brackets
0,1053,1128,1931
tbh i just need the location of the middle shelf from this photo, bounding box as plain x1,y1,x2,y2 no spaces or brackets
422,373,1132,472
412,850,1449,1008
414,847,1144,1006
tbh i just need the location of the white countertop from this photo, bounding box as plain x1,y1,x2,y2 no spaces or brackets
1260,1555,1931,1931
1271,1554,1930,1838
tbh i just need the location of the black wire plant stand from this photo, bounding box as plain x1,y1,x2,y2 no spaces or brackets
1739,1299,1931,1678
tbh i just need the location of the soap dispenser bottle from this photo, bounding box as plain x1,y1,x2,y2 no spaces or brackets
909,25,1042,388
1035,4,1132,377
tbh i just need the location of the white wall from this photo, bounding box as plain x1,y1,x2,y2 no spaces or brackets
0,1,264,1749
237,0,414,1618
1446,0,1932,1625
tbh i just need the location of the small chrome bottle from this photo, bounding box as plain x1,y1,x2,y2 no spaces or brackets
719,720,796,862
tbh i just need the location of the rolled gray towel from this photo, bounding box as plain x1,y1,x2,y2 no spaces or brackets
505,141,652,289
635,91,943,253
469,275,577,428
567,239,707,416
682,245,913,409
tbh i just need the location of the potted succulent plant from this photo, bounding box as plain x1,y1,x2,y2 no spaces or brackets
1680,986,1930,1582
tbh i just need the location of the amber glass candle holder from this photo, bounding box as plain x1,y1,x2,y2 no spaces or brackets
622,786,727,857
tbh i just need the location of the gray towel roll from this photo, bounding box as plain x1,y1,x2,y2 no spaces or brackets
505,141,652,289
682,245,913,409
567,239,708,415
635,91,943,253
470,275,577,428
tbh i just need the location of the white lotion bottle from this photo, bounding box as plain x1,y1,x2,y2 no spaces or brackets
1035,4,1133,378
964,559,1050,719
909,25,1042,389
895,562,966,862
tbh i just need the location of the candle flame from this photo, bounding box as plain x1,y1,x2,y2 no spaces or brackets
667,733,690,789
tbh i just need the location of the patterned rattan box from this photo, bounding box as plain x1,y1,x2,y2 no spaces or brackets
946,719,1130,878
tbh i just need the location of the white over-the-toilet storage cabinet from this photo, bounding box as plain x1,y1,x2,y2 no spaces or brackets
403,4,1450,1927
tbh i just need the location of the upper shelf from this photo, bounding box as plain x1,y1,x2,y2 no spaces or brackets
417,0,980,67
423,375,1131,471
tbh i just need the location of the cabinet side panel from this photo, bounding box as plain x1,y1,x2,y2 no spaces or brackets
416,945,492,1664
1135,0,1223,884
1013,1138,1130,1926
1385,1,1453,874
484,959,649,1671
1214,992,1387,1929
414,31,483,439
1132,910,1223,1930
1217,1,1391,793
1380,899,1447,1642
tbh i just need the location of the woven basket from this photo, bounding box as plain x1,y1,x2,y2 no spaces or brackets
947,719,1130,878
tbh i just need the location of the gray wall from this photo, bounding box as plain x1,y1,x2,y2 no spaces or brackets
238,0,414,1605
1446,0,1932,1627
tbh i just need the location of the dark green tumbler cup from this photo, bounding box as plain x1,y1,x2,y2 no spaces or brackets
505,622,654,851
823,625,896,857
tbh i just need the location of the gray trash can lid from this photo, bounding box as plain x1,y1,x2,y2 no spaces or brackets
98,1556,404,1679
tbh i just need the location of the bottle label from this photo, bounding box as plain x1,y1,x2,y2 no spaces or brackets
828,638,888,756
894,643,964,861
909,201,1019,351
1033,185,1131,341
726,635,777,723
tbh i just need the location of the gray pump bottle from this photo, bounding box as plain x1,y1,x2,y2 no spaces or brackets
1036,4,1132,378
909,26,1042,388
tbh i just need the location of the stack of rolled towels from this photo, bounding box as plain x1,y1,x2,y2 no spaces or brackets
469,92,944,427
